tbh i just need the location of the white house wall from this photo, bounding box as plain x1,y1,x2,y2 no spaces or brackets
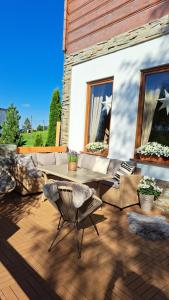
69,34,169,180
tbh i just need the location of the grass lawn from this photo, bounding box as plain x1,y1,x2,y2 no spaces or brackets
22,130,48,146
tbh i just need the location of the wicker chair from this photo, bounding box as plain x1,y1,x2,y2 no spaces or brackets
100,174,142,210
44,183,102,258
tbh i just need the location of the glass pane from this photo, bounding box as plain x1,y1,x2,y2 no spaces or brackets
88,81,113,144
141,70,169,146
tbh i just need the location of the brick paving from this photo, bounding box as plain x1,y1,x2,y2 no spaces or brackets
0,191,169,300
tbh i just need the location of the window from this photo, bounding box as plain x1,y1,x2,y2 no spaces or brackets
84,78,113,153
135,65,169,153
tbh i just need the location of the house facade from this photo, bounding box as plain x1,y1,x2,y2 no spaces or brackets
61,0,169,180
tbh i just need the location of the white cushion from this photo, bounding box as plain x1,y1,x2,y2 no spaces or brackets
93,156,110,174
55,153,68,165
78,153,110,174
36,153,56,166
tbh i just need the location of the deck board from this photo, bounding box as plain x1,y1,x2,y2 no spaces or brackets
0,191,169,299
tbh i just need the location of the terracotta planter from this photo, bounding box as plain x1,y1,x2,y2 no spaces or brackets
139,194,154,212
139,155,168,163
85,149,108,156
68,162,77,171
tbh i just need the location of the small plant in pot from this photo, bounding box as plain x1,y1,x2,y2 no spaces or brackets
137,176,162,212
67,150,78,171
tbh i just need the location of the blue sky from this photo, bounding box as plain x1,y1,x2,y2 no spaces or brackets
0,0,64,128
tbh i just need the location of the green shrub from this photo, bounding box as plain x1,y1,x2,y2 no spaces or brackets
34,133,43,146
1,104,21,145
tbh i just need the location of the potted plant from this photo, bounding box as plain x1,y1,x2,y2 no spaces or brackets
137,176,162,211
136,142,169,162
85,142,108,155
67,150,78,171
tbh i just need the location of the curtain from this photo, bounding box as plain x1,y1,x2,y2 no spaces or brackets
141,88,160,145
89,94,103,143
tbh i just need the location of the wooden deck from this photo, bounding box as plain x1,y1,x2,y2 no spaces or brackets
0,192,169,300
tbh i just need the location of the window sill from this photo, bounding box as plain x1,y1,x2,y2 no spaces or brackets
131,157,169,168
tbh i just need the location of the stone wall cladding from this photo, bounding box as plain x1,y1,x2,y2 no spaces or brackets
61,14,169,145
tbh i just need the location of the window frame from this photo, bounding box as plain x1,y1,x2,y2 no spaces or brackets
84,77,113,156
135,64,169,163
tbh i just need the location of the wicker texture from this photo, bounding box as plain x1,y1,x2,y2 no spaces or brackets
101,173,142,209
11,165,45,195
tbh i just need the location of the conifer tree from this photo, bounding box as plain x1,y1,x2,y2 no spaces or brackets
46,89,62,146
1,104,21,145
34,133,43,146
23,117,31,132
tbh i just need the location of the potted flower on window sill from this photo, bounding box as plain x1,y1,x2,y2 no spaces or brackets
137,176,162,212
85,142,108,156
136,142,169,162
67,150,78,171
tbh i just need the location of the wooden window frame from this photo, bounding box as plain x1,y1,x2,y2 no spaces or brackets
134,63,169,165
84,77,113,157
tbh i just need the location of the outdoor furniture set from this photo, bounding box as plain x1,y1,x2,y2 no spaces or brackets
11,151,141,210
3,148,168,256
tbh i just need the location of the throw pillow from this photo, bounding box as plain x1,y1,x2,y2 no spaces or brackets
113,162,135,183
92,156,110,174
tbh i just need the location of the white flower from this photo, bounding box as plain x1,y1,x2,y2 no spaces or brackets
137,142,169,158
138,176,162,196
86,142,108,151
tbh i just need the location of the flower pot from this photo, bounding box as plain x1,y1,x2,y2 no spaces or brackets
68,162,77,171
139,155,167,163
85,148,108,156
139,194,154,212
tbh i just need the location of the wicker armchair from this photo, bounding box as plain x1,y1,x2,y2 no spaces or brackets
11,164,46,195
100,171,142,210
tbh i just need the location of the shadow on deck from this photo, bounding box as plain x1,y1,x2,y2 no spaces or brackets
0,191,169,300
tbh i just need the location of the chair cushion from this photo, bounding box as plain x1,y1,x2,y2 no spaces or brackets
55,153,68,165
113,162,135,183
78,153,110,174
36,153,56,166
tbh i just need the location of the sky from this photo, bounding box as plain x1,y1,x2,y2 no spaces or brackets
0,0,64,128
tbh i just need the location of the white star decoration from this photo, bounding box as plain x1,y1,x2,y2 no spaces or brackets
101,95,112,115
158,89,169,115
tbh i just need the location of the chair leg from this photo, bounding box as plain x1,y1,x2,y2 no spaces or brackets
75,222,84,259
89,215,99,236
48,216,64,252
57,215,62,230
78,228,84,259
